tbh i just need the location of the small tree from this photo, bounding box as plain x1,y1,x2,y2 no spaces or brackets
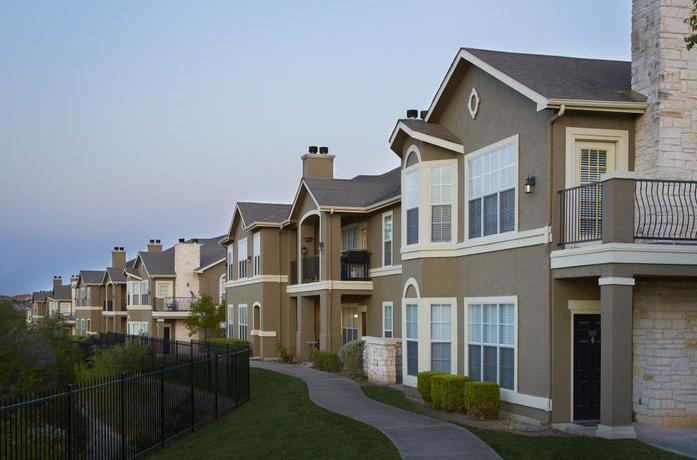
184,294,225,340
687,0,697,50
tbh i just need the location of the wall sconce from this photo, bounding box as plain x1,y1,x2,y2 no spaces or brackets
318,241,324,252
353,313,358,319
524,175,536,193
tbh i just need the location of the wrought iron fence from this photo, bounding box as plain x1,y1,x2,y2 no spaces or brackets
340,250,370,281
301,255,319,283
0,335,250,459
558,181,604,245
635,179,697,241
152,297,198,312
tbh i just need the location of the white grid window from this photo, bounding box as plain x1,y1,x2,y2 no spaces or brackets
406,304,419,376
342,223,359,251
342,307,358,344
238,305,248,340
383,302,393,338
383,213,393,266
467,302,515,390
227,305,234,338
468,139,516,238
127,321,149,336
431,167,453,242
431,304,452,372
406,170,420,245
227,245,234,281
238,238,248,279
132,282,140,306
140,280,149,306
253,232,261,276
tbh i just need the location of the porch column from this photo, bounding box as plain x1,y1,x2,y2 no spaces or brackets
601,174,635,244
319,291,342,352
597,276,636,439
296,296,315,361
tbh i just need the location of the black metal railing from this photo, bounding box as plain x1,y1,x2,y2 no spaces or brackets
153,297,199,311
559,182,604,245
635,179,697,241
301,255,319,283
340,250,371,281
1,333,250,460
105,300,114,311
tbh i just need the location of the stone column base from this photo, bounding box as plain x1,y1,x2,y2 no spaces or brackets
596,424,637,439
362,336,402,385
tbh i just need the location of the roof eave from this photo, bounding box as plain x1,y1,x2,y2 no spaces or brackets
194,258,226,274
546,98,647,114
389,121,464,155
317,194,401,214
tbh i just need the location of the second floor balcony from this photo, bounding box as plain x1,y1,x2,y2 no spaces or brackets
153,296,198,312
289,250,372,285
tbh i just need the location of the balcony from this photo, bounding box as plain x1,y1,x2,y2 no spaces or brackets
340,250,370,281
104,300,114,311
558,177,697,246
290,255,320,285
153,296,199,312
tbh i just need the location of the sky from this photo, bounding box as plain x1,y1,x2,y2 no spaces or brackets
0,1,632,295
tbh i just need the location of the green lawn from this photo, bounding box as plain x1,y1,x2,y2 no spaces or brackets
362,385,686,460
149,368,400,460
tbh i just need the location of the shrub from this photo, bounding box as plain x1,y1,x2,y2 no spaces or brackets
430,375,471,412
417,371,445,402
310,349,341,372
207,337,250,348
338,340,364,379
277,343,295,364
75,342,150,382
463,381,500,419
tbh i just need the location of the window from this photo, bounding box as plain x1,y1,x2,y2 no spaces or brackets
131,282,140,306
238,239,248,279
383,212,393,266
406,304,419,376
383,302,393,338
431,304,452,372
127,321,149,336
238,305,248,340
406,170,420,245
342,223,359,251
140,280,149,305
127,283,132,305
467,301,515,390
468,138,516,238
253,232,261,276
227,245,234,281
342,307,359,344
86,319,91,333
431,167,453,242
156,282,171,298
219,275,226,304
227,305,234,338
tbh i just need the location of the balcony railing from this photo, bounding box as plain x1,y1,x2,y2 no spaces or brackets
341,250,370,281
153,296,199,312
302,255,320,283
104,300,114,311
558,178,697,246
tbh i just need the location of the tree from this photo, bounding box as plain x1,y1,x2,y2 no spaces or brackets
687,0,697,50
183,294,225,340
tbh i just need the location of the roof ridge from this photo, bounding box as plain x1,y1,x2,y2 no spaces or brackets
462,47,630,64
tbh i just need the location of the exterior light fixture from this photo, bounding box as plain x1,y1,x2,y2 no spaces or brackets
524,175,536,193
301,246,307,257
353,313,358,319
318,241,324,251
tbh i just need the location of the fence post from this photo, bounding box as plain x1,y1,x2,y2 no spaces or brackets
190,351,195,432
214,354,219,419
120,373,127,460
66,384,74,459
159,367,165,448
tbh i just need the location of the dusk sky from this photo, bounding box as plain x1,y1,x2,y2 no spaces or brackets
0,1,632,295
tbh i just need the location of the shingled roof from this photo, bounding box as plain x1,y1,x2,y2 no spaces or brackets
303,167,401,208
80,270,106,285
32,291,49,302
137,237,225,276
48,284,72,301
237,202,291,226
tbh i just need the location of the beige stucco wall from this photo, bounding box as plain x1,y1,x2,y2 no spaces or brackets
633,279,697,427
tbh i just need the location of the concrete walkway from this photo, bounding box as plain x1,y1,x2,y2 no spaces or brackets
252,361,500,460
636,425,697,459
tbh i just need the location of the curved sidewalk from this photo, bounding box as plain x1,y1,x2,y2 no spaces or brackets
252,361,501,460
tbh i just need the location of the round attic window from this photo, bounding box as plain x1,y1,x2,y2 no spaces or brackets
467,87,480,119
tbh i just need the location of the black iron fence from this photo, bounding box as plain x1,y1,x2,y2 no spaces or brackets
340,250,370,281
635,179,697,241
559,181,604,245
1,335,250,459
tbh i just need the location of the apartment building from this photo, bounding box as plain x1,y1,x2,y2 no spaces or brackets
30,290,48,322
124,237,225,341
46,276,75,332
222,0,697,437
101,247,130,334
75,270,105,335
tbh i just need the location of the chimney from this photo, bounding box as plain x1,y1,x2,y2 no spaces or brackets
70,274,79,287
632,0,697,179
147,239,162,252
52,276,62,290
175,239,201,298
406,109,419,119
112,246,126,268
302,145,334,179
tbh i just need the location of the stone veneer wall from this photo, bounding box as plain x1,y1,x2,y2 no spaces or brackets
362,337,402,385
174,242,201,298
633,280,697,426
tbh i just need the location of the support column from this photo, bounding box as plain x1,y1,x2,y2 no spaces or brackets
296,296,316,361
319,291,342,352
597,276,636,439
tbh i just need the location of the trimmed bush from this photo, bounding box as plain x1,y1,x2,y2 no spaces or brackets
417,371,445,402
207,337,251,348
277,343,295,364
310,349,341,372
430,374,471,412
338,340,364,379
463,381,500,419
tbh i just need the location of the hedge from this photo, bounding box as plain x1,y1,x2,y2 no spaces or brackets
310,349,341,372
463,381,500,419
338,340,364,379
207,337,251,348
430,374,471,412
417,371,445,402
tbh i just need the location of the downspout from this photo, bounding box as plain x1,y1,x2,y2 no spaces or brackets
547,103,564,423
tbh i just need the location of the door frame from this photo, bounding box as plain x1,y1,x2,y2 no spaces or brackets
568,300,600,422
564,127,629,188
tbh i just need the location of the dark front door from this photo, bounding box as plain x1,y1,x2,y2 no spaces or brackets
573,314,601,421
163,326,171,354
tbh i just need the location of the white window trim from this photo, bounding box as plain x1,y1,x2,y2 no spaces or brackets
382,210,394,267
382,301,394,338
427,160,458,245
564,127,629,188
425,299,458,375
253,232,261,276
227,245,234,280
429,302,456,373
463,295,519,394
402,146,422,248
155,280,172,299
464,134,519,241
227,304,235,338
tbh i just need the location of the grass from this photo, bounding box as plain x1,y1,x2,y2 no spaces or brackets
362,385,686,460
149,368,400,460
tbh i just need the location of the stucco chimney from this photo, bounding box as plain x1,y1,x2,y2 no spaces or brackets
52,276,62,290
632,0,697,179
111,246,126,268
147,239,162,252
302,145,334,179
174,240,201,298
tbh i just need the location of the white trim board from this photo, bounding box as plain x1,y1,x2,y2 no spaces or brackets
224,274,288,288
389,120,464,153
550,242,697,269
369,265,402,278
598,277,635,286
286,280,374,294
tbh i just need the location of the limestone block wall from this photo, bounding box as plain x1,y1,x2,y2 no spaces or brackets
632,0,697,180
633,280,697,426
175,242,201,298
362,336,402,385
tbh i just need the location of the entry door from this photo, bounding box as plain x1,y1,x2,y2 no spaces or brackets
573,314,601,421
163,326,171,354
